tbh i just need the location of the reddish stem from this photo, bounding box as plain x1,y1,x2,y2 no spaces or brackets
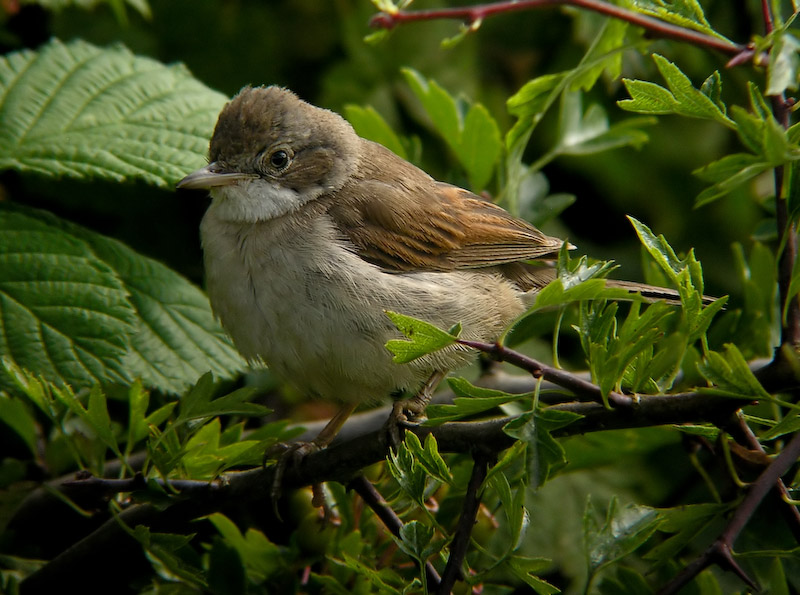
371,0,744,56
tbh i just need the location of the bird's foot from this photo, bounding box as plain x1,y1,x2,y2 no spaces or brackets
265,440,321,515
386,397,428,451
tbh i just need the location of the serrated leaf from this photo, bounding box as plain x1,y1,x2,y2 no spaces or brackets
426,377,528,423
618,55,734,128
177,372,268,424
504,409,581,487
396,520,434,560
584,497,660,572
628,0,724,40
508,557,560,595
0,206,136,390
386,433,428,506
697,343,771,399
643,503,728,563
401,432,452,485
125,524,206,587
0,39,225,187
1,203,246,394
385,311,458,363
82,232,246,393
344,104,408,160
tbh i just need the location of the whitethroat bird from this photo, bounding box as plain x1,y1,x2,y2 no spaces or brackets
178,85,685,473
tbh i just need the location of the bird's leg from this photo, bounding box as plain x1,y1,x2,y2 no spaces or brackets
387,370,446,448
268,403,358,510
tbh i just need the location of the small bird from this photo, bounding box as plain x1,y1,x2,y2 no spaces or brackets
178,85,678,452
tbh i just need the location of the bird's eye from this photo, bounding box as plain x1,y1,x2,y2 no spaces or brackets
268,149,291,171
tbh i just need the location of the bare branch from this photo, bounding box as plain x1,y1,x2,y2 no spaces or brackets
660,430,800,594
370,0,745,57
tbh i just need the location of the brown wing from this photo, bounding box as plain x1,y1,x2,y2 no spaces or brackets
328,178,565,273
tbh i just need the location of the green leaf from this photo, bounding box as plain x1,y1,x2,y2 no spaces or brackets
504,409,581,487
533,92,651,170
644,503,728,563
386,432,429,506
205,513,283,581
762,409,800,440
384,311,458,363
507,557,560,595
0,394,37,457
426,377,529,423
767,33,800,96
597,566,654,595
584,497,660,573
627,0,722,38
697,343,771,399
396,520,435,560
182,418,268,478
401,68,501,191
569,16,628,92
327,552,405,593
457,101,502,190
22,0,152,19
401,432,453,485
0,38,225,187
693,154,772,207
176,372,268,426
700,71,725,114
126,524,206,587
81,232,246,393
618,55,734,128
344,104,408,160
0,206,135,389
402,68,461,145
0,203,246,394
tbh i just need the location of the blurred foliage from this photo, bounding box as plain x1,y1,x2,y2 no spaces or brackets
0,0,799,594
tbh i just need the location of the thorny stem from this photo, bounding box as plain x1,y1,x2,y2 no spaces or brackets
772,96,800,346
458,338,634,408
437,451,495,594
735,413,800,542
660,430,800,594
370,0,745,57
348,475,442,591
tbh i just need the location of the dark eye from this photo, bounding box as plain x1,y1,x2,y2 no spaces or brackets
269,149,291,170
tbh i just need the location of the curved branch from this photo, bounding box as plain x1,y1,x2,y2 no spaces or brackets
370,0,745,56
660,429,800,594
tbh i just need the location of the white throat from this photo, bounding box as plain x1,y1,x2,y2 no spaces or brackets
209,178,320,222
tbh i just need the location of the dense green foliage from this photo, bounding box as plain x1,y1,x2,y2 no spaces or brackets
0,1,799,594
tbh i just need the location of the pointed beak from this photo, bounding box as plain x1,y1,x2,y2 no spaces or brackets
177,163,258,190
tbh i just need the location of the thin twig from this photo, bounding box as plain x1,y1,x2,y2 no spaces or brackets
659,430,800,594
735,413,800,542
438,451,495,594
771,97,800,346
458,338,633,408
348,475,441,590
370,0,744,56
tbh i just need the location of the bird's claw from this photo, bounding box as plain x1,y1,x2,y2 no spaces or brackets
265,441,321,517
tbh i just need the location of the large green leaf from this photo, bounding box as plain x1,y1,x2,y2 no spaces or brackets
0,38,225,187
0,204,245,393
82,233,246,393
22,0,151,19
0,208,135,388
